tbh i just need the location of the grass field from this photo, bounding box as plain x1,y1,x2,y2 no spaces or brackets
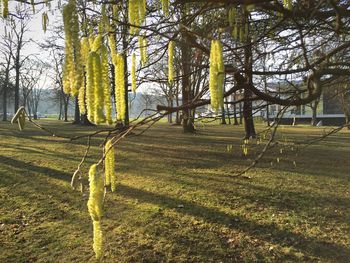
0,120,349,262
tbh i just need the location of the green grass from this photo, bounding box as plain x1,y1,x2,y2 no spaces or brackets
0,120,349,262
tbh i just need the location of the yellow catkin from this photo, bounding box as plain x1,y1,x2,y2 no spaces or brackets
86,52,95,122
104,139,116,191
108,33,117,58
101,45,112,124
88,164,104,259
139,0,147,24
87,164,104,222
62,0,82,97
216,41,224,109
93,220,103,259
78,78,86,115
139,35,148,66
78,37,90,115
42,12,49,33
283,0,292,10
81,37,90,65
92,34,102,52
2,0,9,18
161,0,169,17
62,3,73,94
131,53,137,93
112,54,126,121
92,52,105,124
168,41,174,84
128,0,140,35
228,7,236,27
209,40,224,111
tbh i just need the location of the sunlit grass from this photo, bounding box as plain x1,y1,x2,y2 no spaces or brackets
0,120,349,262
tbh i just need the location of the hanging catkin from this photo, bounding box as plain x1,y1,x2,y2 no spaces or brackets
161,0,169,17
92,52,105,124
209,40,224,111
86,52,96,122
62,0,83,97
131,53,137,93
139,35,148,66
78,37,90,115
113,54,126,121
101,45,112,124
168,41,174,84
104,139,116,191
87,164,104,259
2,0,9,18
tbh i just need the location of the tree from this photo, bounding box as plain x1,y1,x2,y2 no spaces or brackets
4,0,350,259
0,18,14,121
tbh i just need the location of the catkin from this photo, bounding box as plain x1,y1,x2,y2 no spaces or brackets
209,40,224,112
78,37,90,115
161,0,169,17
92,52,105,124
131,53,137,93
168,41,174,84
93,220,103,259
283,0,292,10
86,52,95,122
113,53,126,121
2,0,8,18
42,12,49,33
101,45,112,124
128,0,147,34
104,139,116,191
87,164,104,259
62,0,83,97
139,35,148,66
87,164,104,222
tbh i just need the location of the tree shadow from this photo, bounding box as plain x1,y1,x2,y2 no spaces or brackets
116,184,350,262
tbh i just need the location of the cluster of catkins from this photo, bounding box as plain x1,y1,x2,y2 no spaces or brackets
87,139,116,259
209,40,224,112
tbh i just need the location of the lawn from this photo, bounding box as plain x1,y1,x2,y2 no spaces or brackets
0,120,349,262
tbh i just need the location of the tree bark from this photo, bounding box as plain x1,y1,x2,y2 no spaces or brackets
180,17,195,133
73,96,81,124
243,19,256,139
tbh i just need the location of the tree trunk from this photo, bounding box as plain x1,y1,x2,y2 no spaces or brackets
221,106,226,124
64,98,69,122
345,113,350,130
243,18,256,139
175,85,181,125
14,62,20,113
180,18,194,133
2,85,7,121
311,106,317,126
73,96,81,124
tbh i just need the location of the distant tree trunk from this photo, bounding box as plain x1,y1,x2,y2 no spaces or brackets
73,97,81,124
225,95,231,125
2,68,10,121
221,106,226,124
168,99,173,123
243,21,256,139
2,86,7,121
175,83,181,125
239,100,243,125
345,114,350,130
63,97,69,122
180,17,194,133
310,100,319,126
14,59,20,113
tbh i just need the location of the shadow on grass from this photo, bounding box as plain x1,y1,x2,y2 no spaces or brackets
0,155,71,183
117,184,350,262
